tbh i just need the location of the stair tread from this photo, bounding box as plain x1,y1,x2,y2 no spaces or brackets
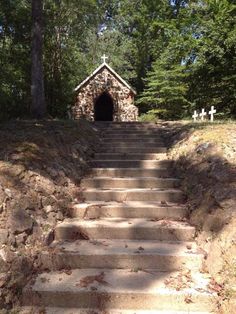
21,308,211,314
90,161,171,168
83,177,179,181
48,239,200,256
58,218,194,230
89,168,172,176
94,153,168,160
73,200,185,209
83,188,183,192
70,201,187,220
25,268,214,296
91,159,170,162
91,167,170,170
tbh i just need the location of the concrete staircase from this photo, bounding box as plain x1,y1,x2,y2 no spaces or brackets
23,122,216,314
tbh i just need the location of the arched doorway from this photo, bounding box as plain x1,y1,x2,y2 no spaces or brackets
94,92,114,121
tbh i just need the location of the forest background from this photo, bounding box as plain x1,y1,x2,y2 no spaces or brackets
0,0,235,121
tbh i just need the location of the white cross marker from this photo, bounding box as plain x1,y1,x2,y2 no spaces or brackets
209,106,216,122
101,54,109,63
199,108,207,121
192,110,199,122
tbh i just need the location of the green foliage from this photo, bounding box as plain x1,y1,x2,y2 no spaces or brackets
0,0,31,120
138,0,236,119
138,58,190,119
0,0,235,120
187,0,236,118
139,109,169,122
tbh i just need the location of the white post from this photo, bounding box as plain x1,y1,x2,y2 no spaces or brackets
209,106,216,122
101,54,109,64
199,108,207,121
192,110,198,122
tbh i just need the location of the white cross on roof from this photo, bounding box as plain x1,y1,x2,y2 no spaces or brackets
101,54,109,64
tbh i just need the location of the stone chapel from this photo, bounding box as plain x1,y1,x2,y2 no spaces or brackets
71,56,138,121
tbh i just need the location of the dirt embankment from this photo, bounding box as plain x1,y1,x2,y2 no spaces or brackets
164,122,236,313
0,119,100,309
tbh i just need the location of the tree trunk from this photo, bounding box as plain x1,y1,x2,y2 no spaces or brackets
31,0,46,119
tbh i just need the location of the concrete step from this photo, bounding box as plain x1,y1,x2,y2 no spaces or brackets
82,188,184,203
95,121,161,128
94,153,167,160
97,125,162,129
81,177,180,189
20,308,212,314
23,268,216,311
101,132,165,137
70,201,187,219
102,134,165,139
102,143,166,149
99,147,168,153
89,159,172,169
89,168,172,177
100,138,165,144
41,239,203,271
55,218,195,241
94,122,158,126
100,128,164,133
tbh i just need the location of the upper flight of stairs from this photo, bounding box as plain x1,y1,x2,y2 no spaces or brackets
22,122,216,314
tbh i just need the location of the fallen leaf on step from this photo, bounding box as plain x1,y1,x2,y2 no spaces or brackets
164,270,193,291
77,272,109,288
160,220,171,226
161,201,168,206
71,229,89,240
184,294,193,304
207,278,224,294
40,277,49,283
138,246,144,251
59,268,72,275
196,247,208,259
149,218,161,222
195,287,207,293
90,240,108,246
38,308,46,314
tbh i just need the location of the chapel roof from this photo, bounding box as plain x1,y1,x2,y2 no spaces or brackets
74,62,136,95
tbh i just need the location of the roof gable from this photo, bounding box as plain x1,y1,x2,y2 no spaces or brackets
74,63,136,95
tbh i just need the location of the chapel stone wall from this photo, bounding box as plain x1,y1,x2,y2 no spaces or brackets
72,67,138,121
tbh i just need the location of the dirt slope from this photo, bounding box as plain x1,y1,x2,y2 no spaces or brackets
0,119,100,309
165,122,236,313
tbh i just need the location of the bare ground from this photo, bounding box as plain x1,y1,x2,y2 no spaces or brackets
164,121,236,313
0,119,100,309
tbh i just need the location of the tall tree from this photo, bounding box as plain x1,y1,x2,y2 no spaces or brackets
0,0,235,120
31,0,46,119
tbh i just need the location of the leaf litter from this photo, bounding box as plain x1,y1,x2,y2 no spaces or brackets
164,270,193,291
76,271,109,288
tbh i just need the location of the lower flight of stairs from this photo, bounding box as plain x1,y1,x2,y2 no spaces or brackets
22,122,217,314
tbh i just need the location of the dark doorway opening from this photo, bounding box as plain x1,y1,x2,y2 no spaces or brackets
94,92,114,121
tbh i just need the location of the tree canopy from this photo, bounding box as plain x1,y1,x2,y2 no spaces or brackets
0,0,235,120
